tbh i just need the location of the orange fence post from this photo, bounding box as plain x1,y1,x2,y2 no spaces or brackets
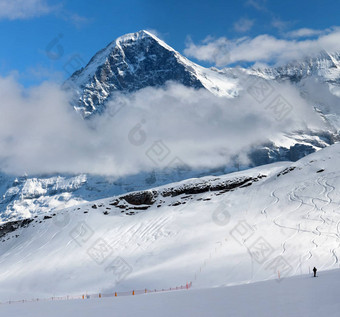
132,290,135,296
82,295,84,300
115,292,117,297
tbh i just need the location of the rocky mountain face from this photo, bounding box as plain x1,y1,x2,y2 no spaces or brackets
66,31,205,117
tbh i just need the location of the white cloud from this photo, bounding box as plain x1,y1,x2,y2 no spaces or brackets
0,0,55,20
0,0,88,24
245,0,268,12
184,27,340,66
271,18,292,31
286,28,328,38
234,18,255,33
0,76,326,177
184,36,233,66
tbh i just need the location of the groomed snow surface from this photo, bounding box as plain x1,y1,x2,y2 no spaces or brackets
1,270,339,317
2,143,340,315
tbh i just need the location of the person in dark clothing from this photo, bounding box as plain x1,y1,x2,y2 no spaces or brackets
313,267,317,277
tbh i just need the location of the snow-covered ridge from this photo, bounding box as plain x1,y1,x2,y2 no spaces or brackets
250,50,340,83
0,172,267,238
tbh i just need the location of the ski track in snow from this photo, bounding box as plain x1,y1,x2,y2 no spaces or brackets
262,172,340,276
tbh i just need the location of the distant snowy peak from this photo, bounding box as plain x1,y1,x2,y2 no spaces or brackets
251,51,340,84
66,30,238,117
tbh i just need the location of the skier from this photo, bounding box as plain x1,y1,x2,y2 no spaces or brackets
313,267,317,277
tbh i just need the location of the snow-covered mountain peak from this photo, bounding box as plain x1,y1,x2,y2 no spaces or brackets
66,30,239,117
69,30,173,88
115,30,176,53
116,29,154,42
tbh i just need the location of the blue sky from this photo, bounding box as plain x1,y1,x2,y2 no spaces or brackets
1,0,340,86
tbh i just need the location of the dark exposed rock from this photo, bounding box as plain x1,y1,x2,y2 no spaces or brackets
121,191,158,205
277,167,296,177
0,218,33,239
289,144,315,161
161,175,265,198
109,175,266,212
170,202,182,206
130,206,150,210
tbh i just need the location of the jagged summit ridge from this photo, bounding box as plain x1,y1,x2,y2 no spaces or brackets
73,30,176,86
66,30,238,117
116,30,176,52
67,30,206,117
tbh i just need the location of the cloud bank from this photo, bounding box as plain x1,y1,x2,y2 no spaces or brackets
184,27,340,66
0,75,328,177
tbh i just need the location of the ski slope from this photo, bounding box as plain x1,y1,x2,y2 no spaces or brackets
1,143,340,307
1,269,340,317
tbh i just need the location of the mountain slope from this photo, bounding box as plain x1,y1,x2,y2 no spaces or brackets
1,143,340,301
